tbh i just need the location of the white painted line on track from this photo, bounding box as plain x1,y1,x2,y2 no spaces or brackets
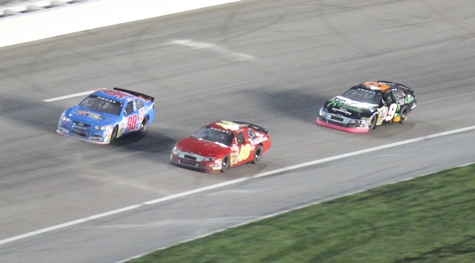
43,90,94,102
2,125,475,247
168,39,255,61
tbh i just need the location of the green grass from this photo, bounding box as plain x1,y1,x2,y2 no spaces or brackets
128,164,475,263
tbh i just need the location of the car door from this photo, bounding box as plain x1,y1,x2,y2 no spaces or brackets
380,91,398,122
124,100,139,133
236,130,252,164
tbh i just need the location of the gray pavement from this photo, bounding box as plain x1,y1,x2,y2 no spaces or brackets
1,0,33,5
1,0,475,262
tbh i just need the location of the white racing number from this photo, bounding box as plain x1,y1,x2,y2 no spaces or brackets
385,103,398,121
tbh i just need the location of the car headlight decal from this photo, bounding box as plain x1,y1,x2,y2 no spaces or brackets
60,112,71,123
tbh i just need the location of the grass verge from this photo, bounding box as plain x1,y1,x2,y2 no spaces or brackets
128,164,475,263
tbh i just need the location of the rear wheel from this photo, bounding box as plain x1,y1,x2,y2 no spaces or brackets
221,155,230,172
399,107,408,124
139,116,149,134
252,145,262,164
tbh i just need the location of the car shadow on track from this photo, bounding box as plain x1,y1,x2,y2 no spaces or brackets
243,88,329,123
0,96,64,132
243,87,418,138
0,95,179,159
110,128,178,163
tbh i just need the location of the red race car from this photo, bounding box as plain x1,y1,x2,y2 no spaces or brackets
170,120,272,172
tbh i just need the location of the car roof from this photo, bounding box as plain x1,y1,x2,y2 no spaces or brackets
91,88,136,103
361,82,391,92
206,121,245,133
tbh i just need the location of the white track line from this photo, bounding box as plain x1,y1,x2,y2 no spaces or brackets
43,90,94,102
168,39,255,61
1,125,475,247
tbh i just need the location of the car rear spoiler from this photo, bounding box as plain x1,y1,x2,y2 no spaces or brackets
233,121,269,134
377,80,415,95
114,87,155,102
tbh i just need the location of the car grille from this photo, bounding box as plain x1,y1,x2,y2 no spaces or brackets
179,159,198,167
184,155,197,161
73,121,91,128
330,115,343,122
71,128,89,137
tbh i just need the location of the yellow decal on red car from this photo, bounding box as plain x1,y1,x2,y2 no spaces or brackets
216,120,240,131
238,144,251,162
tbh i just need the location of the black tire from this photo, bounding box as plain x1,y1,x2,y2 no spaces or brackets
110,126,118,143
399,107,408,124
221,155,230,172
252,145,262,164
139,116,148,134
369,115,377,130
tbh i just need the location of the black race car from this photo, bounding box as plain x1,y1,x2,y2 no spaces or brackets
316,81,417,133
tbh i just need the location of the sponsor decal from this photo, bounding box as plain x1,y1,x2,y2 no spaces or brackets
138,109,144,122
231,154,238,165
209,127,231,134
332,107,352,116
75,110,104,120
327,100,363,114
103,90,129,99
249,136,268,146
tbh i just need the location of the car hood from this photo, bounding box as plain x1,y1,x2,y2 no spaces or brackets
323,96,377,118
65,106,118,125
175,137,230,157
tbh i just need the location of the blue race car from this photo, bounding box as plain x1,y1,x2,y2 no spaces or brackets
56,87,155,144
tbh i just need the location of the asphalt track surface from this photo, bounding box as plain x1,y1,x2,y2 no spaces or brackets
1,0,475,262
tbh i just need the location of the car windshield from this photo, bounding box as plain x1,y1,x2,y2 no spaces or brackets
78,95,122,116
192,127,234,146
342,87,382,105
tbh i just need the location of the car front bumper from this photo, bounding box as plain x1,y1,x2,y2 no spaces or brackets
316,108,372,133
170,153,223,172
316,118,370,133
56,120,112,144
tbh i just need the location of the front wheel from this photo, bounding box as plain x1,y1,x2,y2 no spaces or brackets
369,115,377,130
110,126,118,143
221,155,230,172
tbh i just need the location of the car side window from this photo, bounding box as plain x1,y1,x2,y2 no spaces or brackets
236,132,245,145
392,88,406,100
135,99,144,110
383,92,393,106
125,101,134,115
247,129,256,139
